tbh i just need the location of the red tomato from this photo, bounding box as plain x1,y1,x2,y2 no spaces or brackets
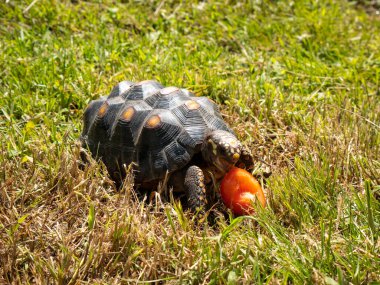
220,167,266,216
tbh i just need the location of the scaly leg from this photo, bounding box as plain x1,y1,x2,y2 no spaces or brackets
184,165,207,213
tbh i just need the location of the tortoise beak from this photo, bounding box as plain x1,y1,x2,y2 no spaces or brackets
215,157,235,173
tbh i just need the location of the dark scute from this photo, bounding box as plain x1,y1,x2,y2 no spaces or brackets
127,102,153,145
103,101,125,138
102,144,124,170
137,110,183,151
134,150,168,182
171,104,209,146
197,107,233,133
109,100,152,147
110,120,135,148
177,130,198,151
145,89,189,109
100,148,126,184
84,99,125,159
135,150,150,181
152,150,169,178
130,100,153,112
164,140,191,172
108,81,134,99
157,92,190,109
193,97,222,119
107,96,125,106
102,146,136,184
105,145,135,169
123,81,163,100
86,113,108,149
144,92,161,107
134,110,193,180
184,124,209,147
81,98,106,140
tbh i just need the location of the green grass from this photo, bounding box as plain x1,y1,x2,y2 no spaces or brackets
0,0,379,283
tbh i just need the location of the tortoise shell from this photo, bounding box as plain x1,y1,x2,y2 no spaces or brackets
81,80,233,183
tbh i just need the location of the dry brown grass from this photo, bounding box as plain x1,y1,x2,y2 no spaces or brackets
0,113,300,284
1,93,379,284
1,106,379,283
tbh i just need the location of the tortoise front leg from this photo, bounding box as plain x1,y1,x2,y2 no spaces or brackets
236,145,254,170
184,165,207,213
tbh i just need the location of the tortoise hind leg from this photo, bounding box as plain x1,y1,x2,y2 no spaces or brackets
184,165,207,213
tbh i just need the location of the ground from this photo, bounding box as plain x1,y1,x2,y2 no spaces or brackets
0,0,379,284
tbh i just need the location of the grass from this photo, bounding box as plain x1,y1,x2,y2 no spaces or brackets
0,0,379,283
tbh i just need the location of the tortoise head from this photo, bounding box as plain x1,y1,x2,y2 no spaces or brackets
202,130,242,173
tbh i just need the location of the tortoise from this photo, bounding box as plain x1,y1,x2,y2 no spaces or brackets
80,80,254,212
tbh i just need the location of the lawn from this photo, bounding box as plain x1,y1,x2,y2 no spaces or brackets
0,0,379,284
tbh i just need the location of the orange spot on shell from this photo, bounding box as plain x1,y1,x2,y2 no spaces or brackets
121,107,135,121
185,100,201,110
160,86,179,95
146,115,161,128
98,103,108,117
